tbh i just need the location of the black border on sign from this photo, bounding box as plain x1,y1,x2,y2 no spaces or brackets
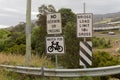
45,35,65,55
46,13,62,35
76,13,93,38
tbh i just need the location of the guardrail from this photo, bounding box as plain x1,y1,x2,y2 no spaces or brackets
0,65,43,75
1,65,120,77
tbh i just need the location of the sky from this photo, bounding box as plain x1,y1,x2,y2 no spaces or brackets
0,0,120,28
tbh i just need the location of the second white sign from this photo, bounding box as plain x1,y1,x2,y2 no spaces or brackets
46,36,65,54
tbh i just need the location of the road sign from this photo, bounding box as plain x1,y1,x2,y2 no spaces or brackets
47,13,62,34
80,41,92,66
77,13,93,37
46,36,65,54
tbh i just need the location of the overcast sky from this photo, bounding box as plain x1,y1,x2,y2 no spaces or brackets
0,0,120,28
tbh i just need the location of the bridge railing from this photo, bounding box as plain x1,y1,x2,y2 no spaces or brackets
93,26,120,31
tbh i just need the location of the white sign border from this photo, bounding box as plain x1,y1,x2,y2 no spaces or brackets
46,13,62,35
45,36,65,55
77,13,93,38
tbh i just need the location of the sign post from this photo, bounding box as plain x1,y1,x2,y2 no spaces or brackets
77,3,93,68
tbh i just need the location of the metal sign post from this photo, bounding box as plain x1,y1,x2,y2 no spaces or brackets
46,13,64,68
55,55,58,68
77,3,93,68
84,2,86,68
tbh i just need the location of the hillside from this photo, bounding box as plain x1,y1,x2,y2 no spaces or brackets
93,12,120,27
94,12,120,22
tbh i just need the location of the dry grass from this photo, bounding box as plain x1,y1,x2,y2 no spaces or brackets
0,53,55,80
0,53,25,65
0,53,54,68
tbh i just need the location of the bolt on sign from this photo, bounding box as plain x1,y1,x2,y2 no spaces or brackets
46,36,65,54
77,13,93,37
47,13,62,34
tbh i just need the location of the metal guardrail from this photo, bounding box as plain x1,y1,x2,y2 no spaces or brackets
0,65,120,77
0,65,43,75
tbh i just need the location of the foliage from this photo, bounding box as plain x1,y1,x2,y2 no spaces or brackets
31,26,46,55
92,51,120,67
93,37,111,49
10,22,26,33
38,4,56,15
58,8,76,27
0,40,5,52
4,32,26,50
36,4,56,27
0,29,10,39
6,44,26,55
59,22,80,68
32,4,57,56
92,51,120,80
0,29,11,52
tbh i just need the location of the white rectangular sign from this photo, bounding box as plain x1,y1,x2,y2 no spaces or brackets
46,36,65,54
47,13,62,34
77,13,93,37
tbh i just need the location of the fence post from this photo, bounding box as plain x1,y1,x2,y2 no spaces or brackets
41,67,45,80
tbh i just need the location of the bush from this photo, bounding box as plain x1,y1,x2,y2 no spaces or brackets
93,37,111,49
6,44,26,55
93,51,120,67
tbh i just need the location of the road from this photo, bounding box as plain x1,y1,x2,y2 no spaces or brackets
94,34,120,37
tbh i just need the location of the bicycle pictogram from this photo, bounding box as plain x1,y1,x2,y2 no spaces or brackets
48,41,63,52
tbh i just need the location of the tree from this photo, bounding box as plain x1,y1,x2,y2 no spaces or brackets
59,22,80,68
0,29,10,52
33,4,56,55
58,8,76,27
10,22,26,33
3,22,29,53
31,26,46,55
36,4,56,27
37,4,56,15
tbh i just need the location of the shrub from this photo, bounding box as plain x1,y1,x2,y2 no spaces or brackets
6,44,26,55
93,37,111,49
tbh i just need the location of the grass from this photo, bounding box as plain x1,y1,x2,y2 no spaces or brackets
94,18,112,24
0,53,55,80
93,31,120,56
0,52,119,80
0,53,54,68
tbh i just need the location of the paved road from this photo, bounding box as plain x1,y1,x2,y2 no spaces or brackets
94,34,120,37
